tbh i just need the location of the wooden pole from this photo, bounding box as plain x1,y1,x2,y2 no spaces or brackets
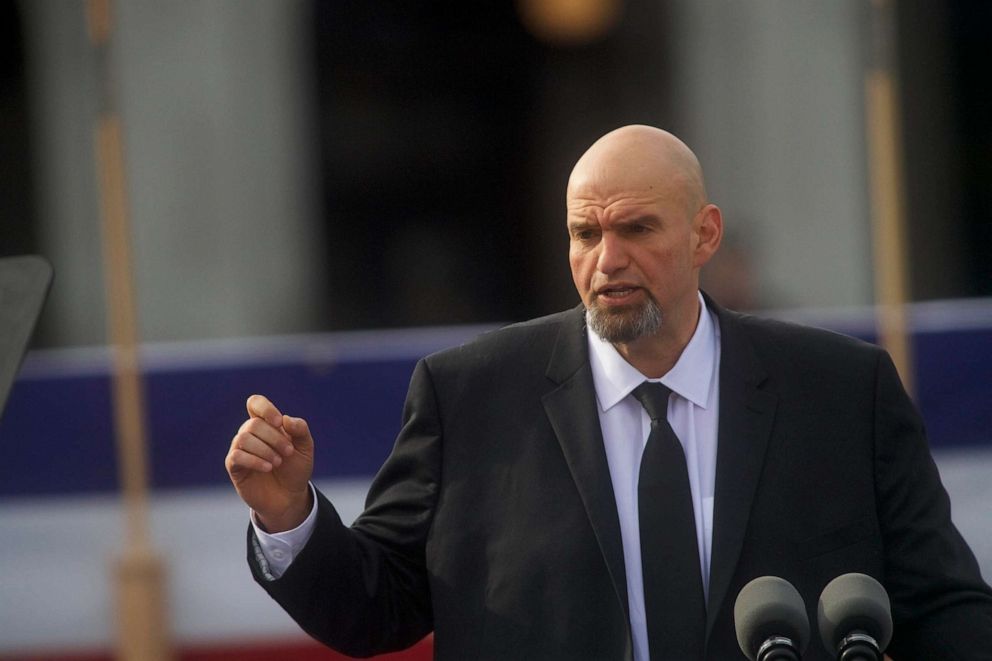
86,1,173,659
865,0,914,396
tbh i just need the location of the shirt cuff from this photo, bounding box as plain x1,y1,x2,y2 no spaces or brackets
249,483,318,580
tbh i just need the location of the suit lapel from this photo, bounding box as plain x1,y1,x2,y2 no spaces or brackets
540,301,777,654
541,306,632,639
705,301,778,645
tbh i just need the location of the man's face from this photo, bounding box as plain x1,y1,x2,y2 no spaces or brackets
567,176,703,344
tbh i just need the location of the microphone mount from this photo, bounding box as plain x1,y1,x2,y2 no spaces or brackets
836,631,882,661
756,635,801,661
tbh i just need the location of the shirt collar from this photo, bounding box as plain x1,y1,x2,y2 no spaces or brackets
587,291,718,412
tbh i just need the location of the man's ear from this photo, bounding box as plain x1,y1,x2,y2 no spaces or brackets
692,203,723,268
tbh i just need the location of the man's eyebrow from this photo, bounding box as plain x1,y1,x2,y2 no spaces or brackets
567,220,597,231
615,214,661,226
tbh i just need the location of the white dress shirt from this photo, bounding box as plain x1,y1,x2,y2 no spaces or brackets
587,291,721,661
253,292,722,661
250,483,317,580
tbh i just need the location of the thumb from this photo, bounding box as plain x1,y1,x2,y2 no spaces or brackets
282,415,313,446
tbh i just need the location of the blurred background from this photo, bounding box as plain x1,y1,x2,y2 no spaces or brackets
0,0,989,659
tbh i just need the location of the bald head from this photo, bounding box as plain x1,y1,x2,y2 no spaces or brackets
565,125,723,371
567,125,707,215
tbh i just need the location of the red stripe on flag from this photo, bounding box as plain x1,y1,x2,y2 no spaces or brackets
0,635,434,661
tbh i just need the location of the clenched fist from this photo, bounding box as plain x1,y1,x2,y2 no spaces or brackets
225,394,315,532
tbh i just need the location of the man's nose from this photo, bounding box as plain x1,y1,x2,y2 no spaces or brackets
596,234,629,275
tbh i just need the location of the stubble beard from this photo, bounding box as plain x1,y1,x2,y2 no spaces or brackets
587,293,663,344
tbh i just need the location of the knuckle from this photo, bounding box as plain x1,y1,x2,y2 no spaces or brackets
226,451,243,471
233,449,258,469
244,418,266,435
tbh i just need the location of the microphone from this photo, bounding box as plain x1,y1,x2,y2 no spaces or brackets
817,573,892,661
734,576,810,661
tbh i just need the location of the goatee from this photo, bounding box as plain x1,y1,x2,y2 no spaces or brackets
587,295,663,344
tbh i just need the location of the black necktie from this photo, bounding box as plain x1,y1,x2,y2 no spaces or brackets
632,382,705,659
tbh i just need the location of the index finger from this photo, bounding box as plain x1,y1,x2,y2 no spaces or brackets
246,394,283,429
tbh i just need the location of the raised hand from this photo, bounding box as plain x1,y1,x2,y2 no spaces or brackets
225,394,315,532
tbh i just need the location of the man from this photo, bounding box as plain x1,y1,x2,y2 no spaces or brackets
226,126,992,659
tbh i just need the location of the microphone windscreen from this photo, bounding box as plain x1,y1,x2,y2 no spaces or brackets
817,573,893,654
734,576,810,660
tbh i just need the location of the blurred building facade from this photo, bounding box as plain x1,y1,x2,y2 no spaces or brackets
17,1,324,347
3,0,989,344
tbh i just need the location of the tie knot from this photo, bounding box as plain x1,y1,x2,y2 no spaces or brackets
632,381,672,422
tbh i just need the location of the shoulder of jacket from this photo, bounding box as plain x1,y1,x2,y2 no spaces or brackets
722,307,884,371
423,306,581,370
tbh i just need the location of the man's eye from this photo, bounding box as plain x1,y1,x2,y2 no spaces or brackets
574,230,596,241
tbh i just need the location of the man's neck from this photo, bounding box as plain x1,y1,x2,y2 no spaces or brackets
612,296,701,379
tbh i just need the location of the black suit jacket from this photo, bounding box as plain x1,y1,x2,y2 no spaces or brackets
250,299,992,659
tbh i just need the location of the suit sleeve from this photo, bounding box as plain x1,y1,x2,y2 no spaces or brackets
871,351,992,659
248,358,441,657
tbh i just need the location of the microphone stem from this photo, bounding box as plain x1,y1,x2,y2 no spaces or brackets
838,630,882,661
757,637,800,661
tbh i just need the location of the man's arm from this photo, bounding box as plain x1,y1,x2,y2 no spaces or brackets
871,352,992,658
226,360,441,657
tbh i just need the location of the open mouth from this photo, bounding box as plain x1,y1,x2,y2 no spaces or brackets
600,287,637,299
595,285,642,305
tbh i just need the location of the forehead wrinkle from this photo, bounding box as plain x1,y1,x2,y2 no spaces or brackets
567,190,664,209
566,191,669,227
